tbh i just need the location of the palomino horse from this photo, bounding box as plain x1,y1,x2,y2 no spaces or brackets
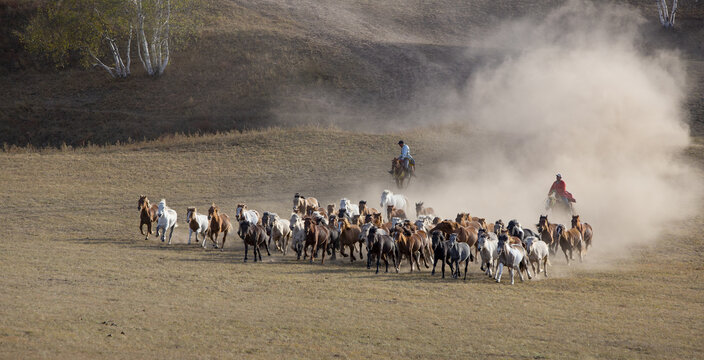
293,193,319,215
391,157,411,188
138,195,159,240
303,216,331,264
155,199,178,244
239,220,270,262
206,203,232,250
537,215,563,255
415,202,435,218
571,215,593,251
186,207,209,245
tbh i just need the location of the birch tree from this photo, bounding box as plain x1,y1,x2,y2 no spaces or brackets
22,0,198,78
656,0,679,28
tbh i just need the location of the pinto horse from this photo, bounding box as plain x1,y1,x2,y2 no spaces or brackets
186,207,209,245
206,204,232,250
138,195,159,240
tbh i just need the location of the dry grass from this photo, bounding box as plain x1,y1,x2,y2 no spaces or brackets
0,128,703,359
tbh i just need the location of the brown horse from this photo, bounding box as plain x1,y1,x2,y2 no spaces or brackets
395,228,424,272
304,217,331,264
327,204,336,218
455,213,471,227
456,225,479,261
415,202,435,218
537,215,562,255
293,193,319,215
372,213,384,227
430,220,460,238
391,157,411,188
571,215,593,251
358,201,379,226
386,205,407,222
138,195,159,240
239,220,270,262
559,227,584,265
338,217,363,262
207,204,232,250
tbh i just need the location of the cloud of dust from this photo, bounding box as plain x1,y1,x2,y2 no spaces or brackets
379,0,702,260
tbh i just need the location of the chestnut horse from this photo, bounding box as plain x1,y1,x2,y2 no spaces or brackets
304,217,330,264
559,227,584,265
395,228,425,272
338,217,363,262
571,215,593,251
537,215,563,255
138,195,158,240
386,205,407,222
206,204,232,250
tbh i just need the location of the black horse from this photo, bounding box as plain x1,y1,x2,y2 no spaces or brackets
431,230,453,278
366,226,399,274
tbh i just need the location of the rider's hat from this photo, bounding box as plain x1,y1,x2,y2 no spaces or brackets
398,140,404,145
556,173,562,178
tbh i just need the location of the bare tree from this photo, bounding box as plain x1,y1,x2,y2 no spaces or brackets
656,0,679,28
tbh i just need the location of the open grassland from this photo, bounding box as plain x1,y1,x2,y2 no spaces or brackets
0,128,703,358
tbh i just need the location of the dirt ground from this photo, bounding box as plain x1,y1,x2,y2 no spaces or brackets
0,128,702,359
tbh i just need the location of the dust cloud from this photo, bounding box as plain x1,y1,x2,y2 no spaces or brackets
372,1,702,259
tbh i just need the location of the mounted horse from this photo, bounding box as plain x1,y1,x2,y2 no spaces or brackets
571,215,593,251
206,203,232,250
138,195,159,240
155,199,178,244
390,157,411,188
186,207,209,245
239,220,270,262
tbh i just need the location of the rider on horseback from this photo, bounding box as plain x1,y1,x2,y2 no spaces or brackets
389,140,415,177
547,173,575,209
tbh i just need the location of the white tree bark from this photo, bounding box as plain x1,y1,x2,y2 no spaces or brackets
89,29,132,78
656,0,679,28
135,0,171,76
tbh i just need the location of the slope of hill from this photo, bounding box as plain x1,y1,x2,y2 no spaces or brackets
0,0,703,146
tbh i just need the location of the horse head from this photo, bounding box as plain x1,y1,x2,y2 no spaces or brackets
138,195,148,211
524,236,535,255
208,204,219,222
571,215,581,228
157,200,166,218
186,207,196,223
431,230,444,250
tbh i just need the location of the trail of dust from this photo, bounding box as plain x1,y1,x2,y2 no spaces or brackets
353,1,702,261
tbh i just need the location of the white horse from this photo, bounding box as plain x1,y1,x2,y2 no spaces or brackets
267,213,291,255
415,215,434,233
524,236,551,278
339,198,360,219
185,207,208,245
380,190,408,213
236,205,259,224
495,235,532,284
156,199,178,244
289,213,306,260
477,229,499,277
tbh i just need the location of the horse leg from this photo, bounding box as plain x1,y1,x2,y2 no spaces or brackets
464,258,469,280
167,225,175,244
431,256,438,276
563,247,570,266
188,229,192,245
310,240,317,264
320,241,327,264
496,263,503,283
244,243,249,262
376,249,382,274
543,257,549,278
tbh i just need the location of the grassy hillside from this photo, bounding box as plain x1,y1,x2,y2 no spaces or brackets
0,0,703,146
0,128,702,358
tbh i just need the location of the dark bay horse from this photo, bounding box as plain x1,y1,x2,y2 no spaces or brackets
240,220,270,262
304,217,330,264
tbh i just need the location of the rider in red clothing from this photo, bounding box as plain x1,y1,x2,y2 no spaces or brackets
548,173,576,207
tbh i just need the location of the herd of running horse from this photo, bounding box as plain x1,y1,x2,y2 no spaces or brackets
137,190,594,284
